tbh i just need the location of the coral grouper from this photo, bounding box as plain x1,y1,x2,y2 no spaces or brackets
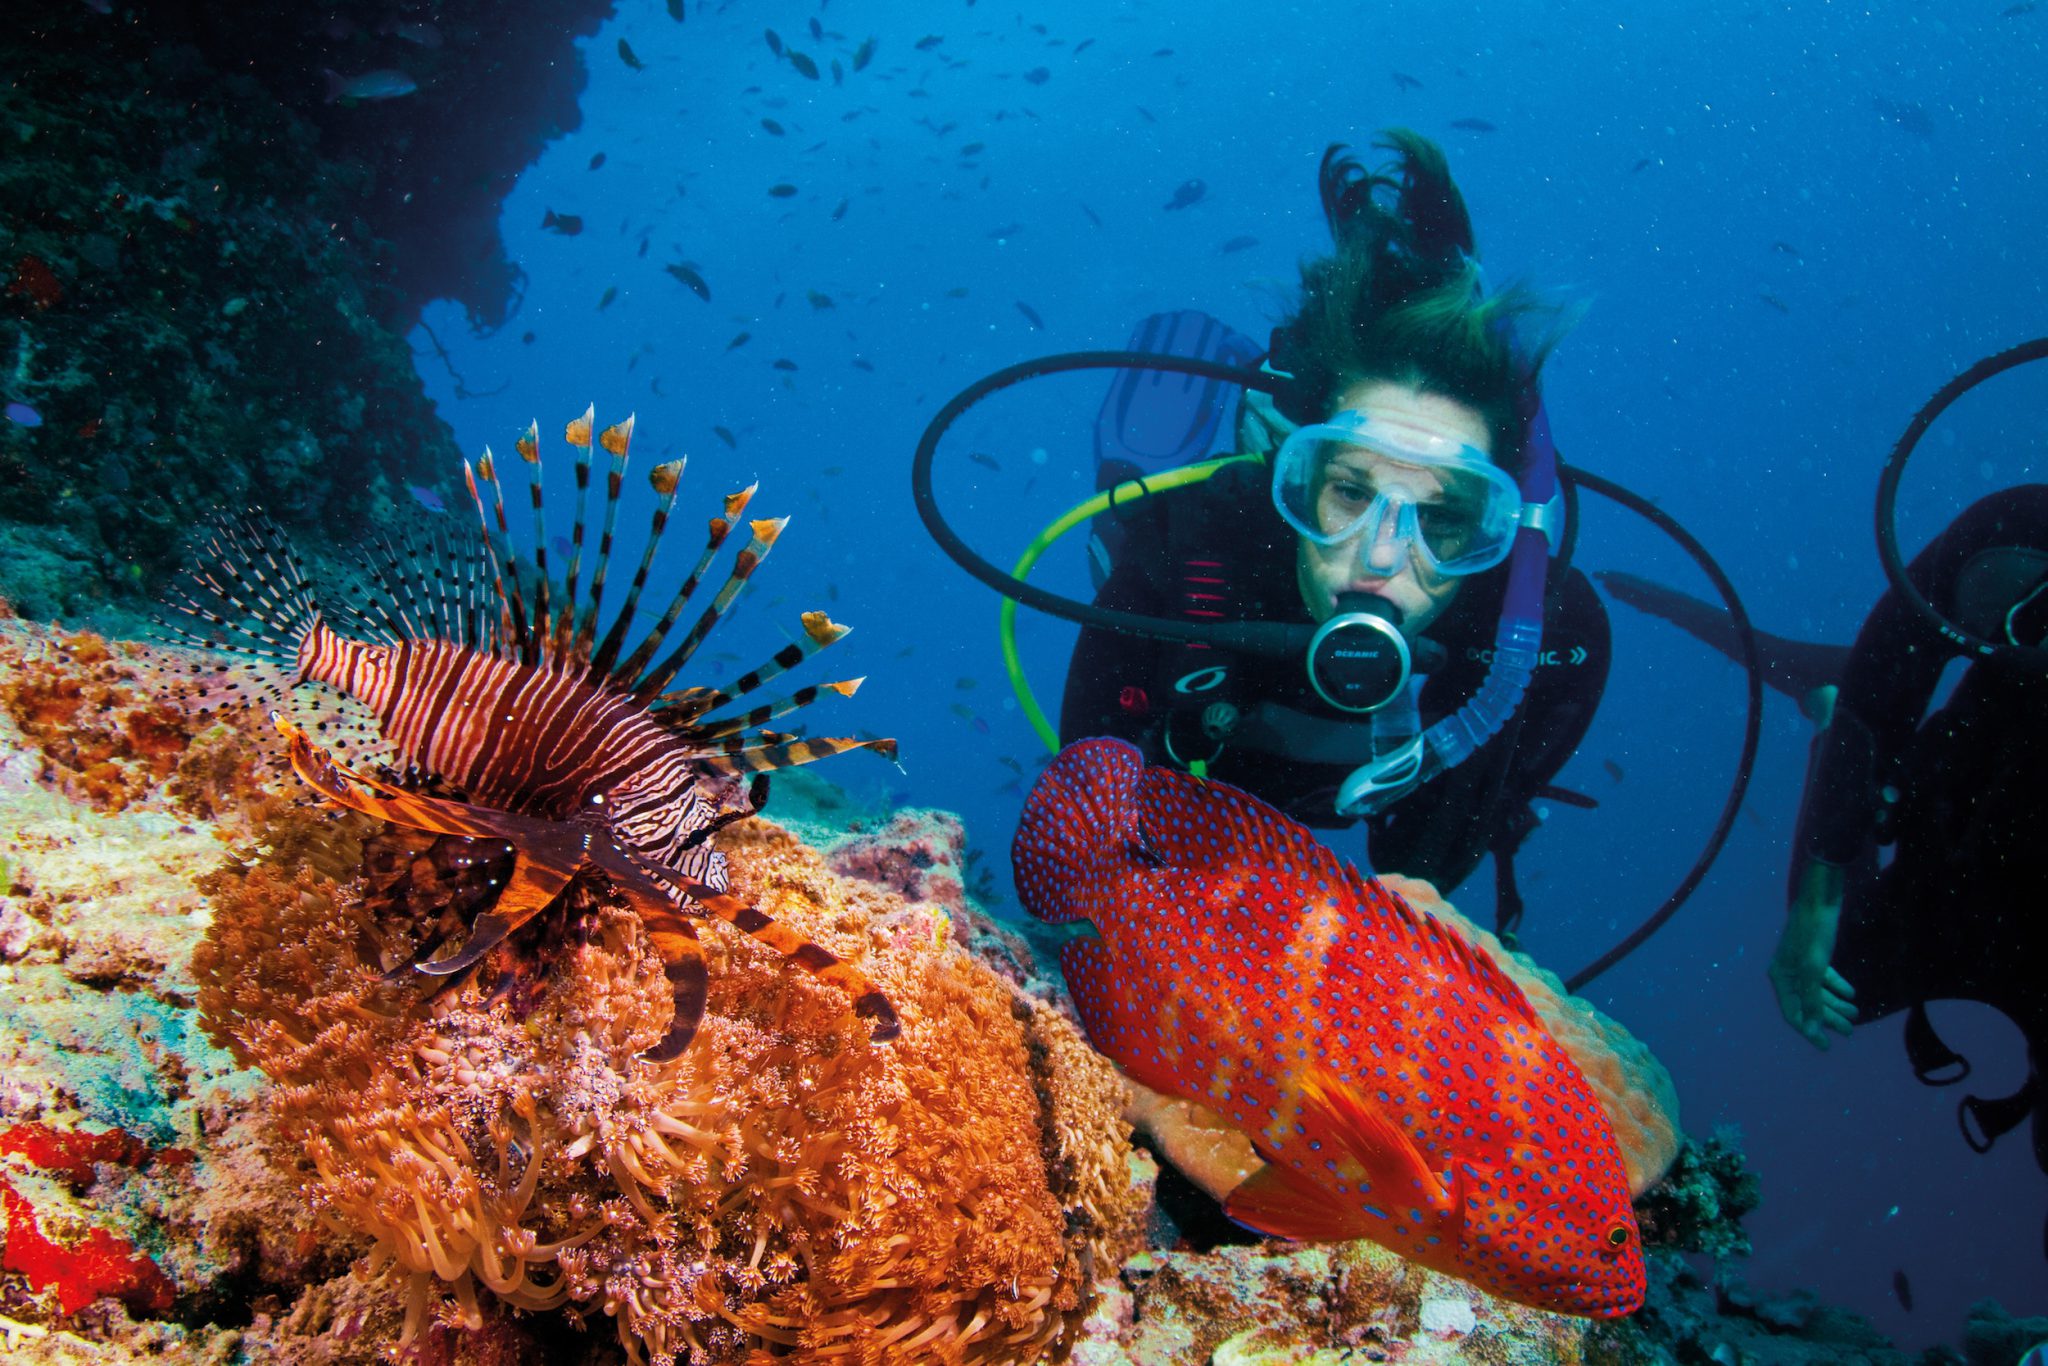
164,407,900,1061
1013,738,1645,1317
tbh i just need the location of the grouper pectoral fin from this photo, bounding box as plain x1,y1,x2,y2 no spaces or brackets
1296,1065,1459,1219
1223,1159,1373,1243
1224,1065,1464,1241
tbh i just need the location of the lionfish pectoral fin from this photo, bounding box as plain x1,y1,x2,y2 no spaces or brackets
281,718,592,955
678,880,901,1042
410,831,589,978
281,719,520,841
415,910,519,977
638,912,709,1062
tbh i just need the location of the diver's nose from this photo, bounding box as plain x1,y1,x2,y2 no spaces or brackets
1358,504,1406,574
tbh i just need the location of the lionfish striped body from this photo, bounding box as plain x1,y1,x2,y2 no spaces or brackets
299,628,749,883
166,407,900,1060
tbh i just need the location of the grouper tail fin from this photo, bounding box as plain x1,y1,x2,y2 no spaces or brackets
1011,737,1147,925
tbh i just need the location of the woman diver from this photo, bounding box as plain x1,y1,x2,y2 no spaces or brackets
1058,131,1611,925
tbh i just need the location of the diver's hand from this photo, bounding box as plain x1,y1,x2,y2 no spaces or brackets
1769,865,1857,1049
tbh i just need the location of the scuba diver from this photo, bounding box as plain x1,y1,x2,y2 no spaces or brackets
1058,132,1610,922
1606,484,2048,1239
916,128,1762,978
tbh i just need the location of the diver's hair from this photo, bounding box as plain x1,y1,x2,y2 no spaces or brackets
1275,129,1574,472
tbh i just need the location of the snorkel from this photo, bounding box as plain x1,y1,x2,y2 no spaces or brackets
1334,378,1562,815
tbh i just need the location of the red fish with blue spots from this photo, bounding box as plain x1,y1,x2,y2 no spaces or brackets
1012,739,1644,1318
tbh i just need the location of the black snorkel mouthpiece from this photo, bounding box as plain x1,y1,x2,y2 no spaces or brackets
1307,594,1412,713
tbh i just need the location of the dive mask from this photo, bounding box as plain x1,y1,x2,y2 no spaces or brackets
1272,410,1522,577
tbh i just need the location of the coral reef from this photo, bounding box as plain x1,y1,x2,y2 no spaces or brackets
0,620,2000,1364
1964,1300,2048,1366
192,802,1146,1363
1,0,612,616
1599,1253,1936,1366
1073,1238,1603,1364
818,802,1058,1003
1630,1129,1761,1259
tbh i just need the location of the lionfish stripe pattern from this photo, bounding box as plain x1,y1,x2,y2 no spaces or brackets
165,408,901,1061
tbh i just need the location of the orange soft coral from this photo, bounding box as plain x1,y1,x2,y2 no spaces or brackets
0,627,274,822
193,804,1143,1364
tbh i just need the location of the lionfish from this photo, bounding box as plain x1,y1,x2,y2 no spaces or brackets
164,407,901,1060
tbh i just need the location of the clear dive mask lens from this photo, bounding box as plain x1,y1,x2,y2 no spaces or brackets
1272,411,1522,577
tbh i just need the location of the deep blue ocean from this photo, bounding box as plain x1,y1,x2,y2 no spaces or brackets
405,1,2047,1343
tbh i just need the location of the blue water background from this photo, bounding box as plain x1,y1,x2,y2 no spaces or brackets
403,0,2047,1340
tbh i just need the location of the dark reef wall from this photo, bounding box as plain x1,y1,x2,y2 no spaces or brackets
0,0,614,618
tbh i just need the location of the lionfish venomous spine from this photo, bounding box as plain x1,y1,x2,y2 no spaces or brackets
164,406,900,1060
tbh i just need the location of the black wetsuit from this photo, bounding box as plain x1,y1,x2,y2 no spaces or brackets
1058,461,1611,898
1797,485,2048,1170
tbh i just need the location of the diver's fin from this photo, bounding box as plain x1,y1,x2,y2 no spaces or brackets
1095,310,1260,482
1906,1001,1971,1086
1960,1076,2037,1155
1595,570,1851,702
1090,311,1261,578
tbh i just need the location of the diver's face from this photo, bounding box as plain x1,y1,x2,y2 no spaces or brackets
1294,382,1496,638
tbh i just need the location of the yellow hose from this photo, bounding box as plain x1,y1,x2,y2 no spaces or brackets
1000,454,1264,752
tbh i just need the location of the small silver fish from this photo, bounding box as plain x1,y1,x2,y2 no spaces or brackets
322,67,419,103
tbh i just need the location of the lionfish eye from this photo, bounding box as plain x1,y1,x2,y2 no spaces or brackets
1605,1224,1631,1248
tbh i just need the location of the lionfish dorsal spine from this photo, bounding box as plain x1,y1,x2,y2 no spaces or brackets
689,677,864,742
514,421,553,652
468,450,532,661
589,456,684,679
357,527,437,646
575,414,636,665
633,516,787,701
700,732,899,777
660,610,855,723
556,404,596,661
613,483,756,687
160,513,322,665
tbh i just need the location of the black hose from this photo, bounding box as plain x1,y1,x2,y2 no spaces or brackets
1875,336,2048,673
1562,466,1764,992
911,350,1311,660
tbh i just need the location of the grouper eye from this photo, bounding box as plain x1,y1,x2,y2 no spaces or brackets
1605,1223,1631,1248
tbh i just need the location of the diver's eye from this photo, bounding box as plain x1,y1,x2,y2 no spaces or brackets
1416,503,1475,558
1605,1223,1631,1248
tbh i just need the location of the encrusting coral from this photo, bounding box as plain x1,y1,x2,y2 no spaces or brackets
192,781,1146,1363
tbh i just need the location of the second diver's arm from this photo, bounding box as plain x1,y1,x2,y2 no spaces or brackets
1769,856,1857,1048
